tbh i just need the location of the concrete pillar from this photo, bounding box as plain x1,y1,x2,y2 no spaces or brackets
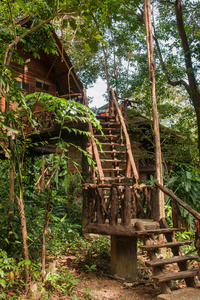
111,235,137,280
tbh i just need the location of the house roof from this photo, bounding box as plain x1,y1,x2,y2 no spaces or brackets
16,15,83,97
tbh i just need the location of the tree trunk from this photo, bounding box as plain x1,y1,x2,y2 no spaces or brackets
174,0,200,162
144,0,165,219
16,195,29,288
40,155,45,192
41,208,53,282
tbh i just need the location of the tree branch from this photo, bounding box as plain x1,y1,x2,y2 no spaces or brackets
7,0,17,39
3,10,76,65
174,0,199,100
153,24,190,93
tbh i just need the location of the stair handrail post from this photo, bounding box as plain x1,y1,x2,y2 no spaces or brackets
82,85,88,107
109,89,115,118
110,88,139,182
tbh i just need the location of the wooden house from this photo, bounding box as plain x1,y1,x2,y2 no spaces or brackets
1,17,200,291
0,16,89,161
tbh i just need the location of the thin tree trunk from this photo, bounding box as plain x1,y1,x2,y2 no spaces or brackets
41,208,53,283
144,0,164,219
40,155,45,192
16,195,29,288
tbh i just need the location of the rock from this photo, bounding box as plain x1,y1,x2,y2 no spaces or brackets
157,288,200,300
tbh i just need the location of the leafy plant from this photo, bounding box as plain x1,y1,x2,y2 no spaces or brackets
45,268,79,294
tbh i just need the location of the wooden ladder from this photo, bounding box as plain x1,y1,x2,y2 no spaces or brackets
136,219,199,294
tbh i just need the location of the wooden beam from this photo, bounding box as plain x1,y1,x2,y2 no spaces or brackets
59,93,82,98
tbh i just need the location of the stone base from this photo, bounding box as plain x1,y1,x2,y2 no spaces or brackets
157,288,200,300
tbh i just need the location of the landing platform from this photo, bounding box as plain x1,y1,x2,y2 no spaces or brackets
85,219,160,236
157,288,200,300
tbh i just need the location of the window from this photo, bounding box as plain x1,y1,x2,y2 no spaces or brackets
16,81,21,88
36,80,50,92
22,82,29,91
36,81,42,89
43,83,49,91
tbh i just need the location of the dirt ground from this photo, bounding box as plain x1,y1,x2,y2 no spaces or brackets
48,251,200,300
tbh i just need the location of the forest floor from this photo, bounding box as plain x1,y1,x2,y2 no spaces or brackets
7,235,200,299
45,235,200,300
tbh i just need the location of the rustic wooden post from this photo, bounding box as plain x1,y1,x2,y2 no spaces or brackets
110,186,137,280
88,187,95,224
132,190,137,218
146,187,151,218
111,235,137,280
135,189,145,218
123,100,128,120
82,86,88,106
121,186,131,226
125,153,131,178
109,89,115,117
194,220,200,280
194,220,200,256
150,186,160,221
110,186,119,226
171,199,182,228
96,187,104,224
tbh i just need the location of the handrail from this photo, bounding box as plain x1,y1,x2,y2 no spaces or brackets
110,88,139,181
154,180,200,221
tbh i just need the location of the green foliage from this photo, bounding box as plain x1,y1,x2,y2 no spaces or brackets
166,164,200,213
163,163,200,233
45,268,79,294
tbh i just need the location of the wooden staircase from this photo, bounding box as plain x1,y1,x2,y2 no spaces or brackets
93,115,129,183
83,88,200,294
88,88,139,186
136,219,199,294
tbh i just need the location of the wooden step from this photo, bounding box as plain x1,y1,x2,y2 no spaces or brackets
145,255,198,267
102,168,124,172
152,269,199,283
101,128,120,132
100,122,120,126
94,177,132,182
101,143,125,147
136,228,185,235
101,159,126,163
140,240,192,251
94,128,120,132
94,135,119,139
99,150,126,154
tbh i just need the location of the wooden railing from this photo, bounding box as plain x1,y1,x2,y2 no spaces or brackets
155,180,200,256
83,183,160,229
